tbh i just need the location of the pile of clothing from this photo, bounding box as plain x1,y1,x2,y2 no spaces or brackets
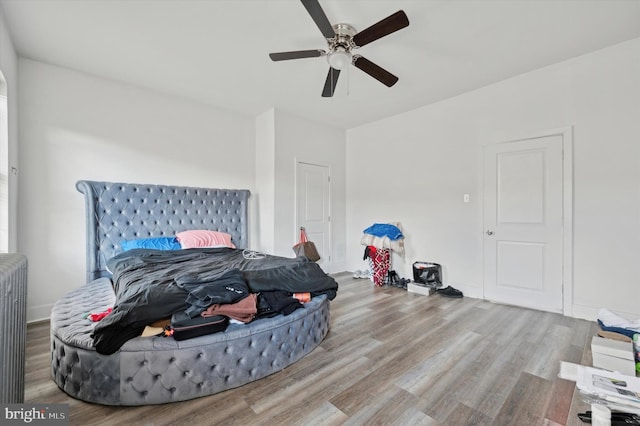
91,248,339,354
597,308,640,340
361,223,405,286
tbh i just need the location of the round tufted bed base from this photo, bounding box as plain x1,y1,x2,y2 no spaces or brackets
51,278,330,405
50,181,333,405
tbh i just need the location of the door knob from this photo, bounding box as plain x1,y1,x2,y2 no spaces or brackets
486,230,494,236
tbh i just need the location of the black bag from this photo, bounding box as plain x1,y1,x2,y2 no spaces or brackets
293,227,320,262
412,262,442,287
170,311,229,341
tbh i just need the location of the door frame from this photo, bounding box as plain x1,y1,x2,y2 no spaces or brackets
294,158,332,272
483,126,573,315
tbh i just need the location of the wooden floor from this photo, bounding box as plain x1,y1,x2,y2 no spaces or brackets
25,274,598,425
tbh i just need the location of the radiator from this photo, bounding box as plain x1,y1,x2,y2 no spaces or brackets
0,253,28,403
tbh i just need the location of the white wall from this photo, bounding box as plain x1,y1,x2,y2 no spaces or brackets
0,8,18,252
18,59,256,321
346,37,640,320
272,110,347,273
254,109,276,254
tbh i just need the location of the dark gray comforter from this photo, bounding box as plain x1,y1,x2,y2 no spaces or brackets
92,248,338,354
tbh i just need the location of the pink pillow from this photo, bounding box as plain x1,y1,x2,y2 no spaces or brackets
176,230,236,249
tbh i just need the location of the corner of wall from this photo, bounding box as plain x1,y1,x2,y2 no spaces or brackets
254,109,276,253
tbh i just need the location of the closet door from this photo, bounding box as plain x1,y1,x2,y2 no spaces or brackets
296,161,331,271
483,134,564,313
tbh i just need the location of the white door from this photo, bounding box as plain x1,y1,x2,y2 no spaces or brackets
483,135,563,312
296,162,331,270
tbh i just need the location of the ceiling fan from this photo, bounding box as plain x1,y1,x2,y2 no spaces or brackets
269,0,409,97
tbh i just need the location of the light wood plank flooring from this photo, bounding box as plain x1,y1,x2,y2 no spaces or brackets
25,274,598,425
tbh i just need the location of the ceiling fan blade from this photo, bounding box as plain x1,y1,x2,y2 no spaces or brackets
301,0,335,39
269,49,325,61
352,10,409,47
321,67,341,97
353,56,399,87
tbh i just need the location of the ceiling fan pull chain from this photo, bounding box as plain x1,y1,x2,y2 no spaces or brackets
346,62,350,97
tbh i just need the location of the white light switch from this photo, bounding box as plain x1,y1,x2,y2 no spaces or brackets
463,194,470,203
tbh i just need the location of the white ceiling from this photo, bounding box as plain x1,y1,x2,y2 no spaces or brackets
2,0,640,129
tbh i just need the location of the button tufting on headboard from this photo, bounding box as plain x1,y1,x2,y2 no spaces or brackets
76,180,250,282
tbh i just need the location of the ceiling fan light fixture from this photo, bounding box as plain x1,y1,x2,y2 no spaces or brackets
327,48,352,70
268,1,409,97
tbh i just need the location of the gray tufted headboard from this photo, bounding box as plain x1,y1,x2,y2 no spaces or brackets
76,180,250,282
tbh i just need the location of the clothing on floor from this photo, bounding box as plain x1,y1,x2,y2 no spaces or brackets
369,246,390,287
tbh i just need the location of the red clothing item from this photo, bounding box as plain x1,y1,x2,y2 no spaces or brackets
88,307,113,322
371,248,390,287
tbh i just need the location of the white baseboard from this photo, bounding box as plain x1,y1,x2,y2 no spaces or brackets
28,303,53,323
445,282,482,300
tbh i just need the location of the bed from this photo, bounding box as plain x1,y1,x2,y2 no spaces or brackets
50,180,334,405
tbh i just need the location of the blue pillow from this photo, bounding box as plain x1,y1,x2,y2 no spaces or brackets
120,237,181,251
